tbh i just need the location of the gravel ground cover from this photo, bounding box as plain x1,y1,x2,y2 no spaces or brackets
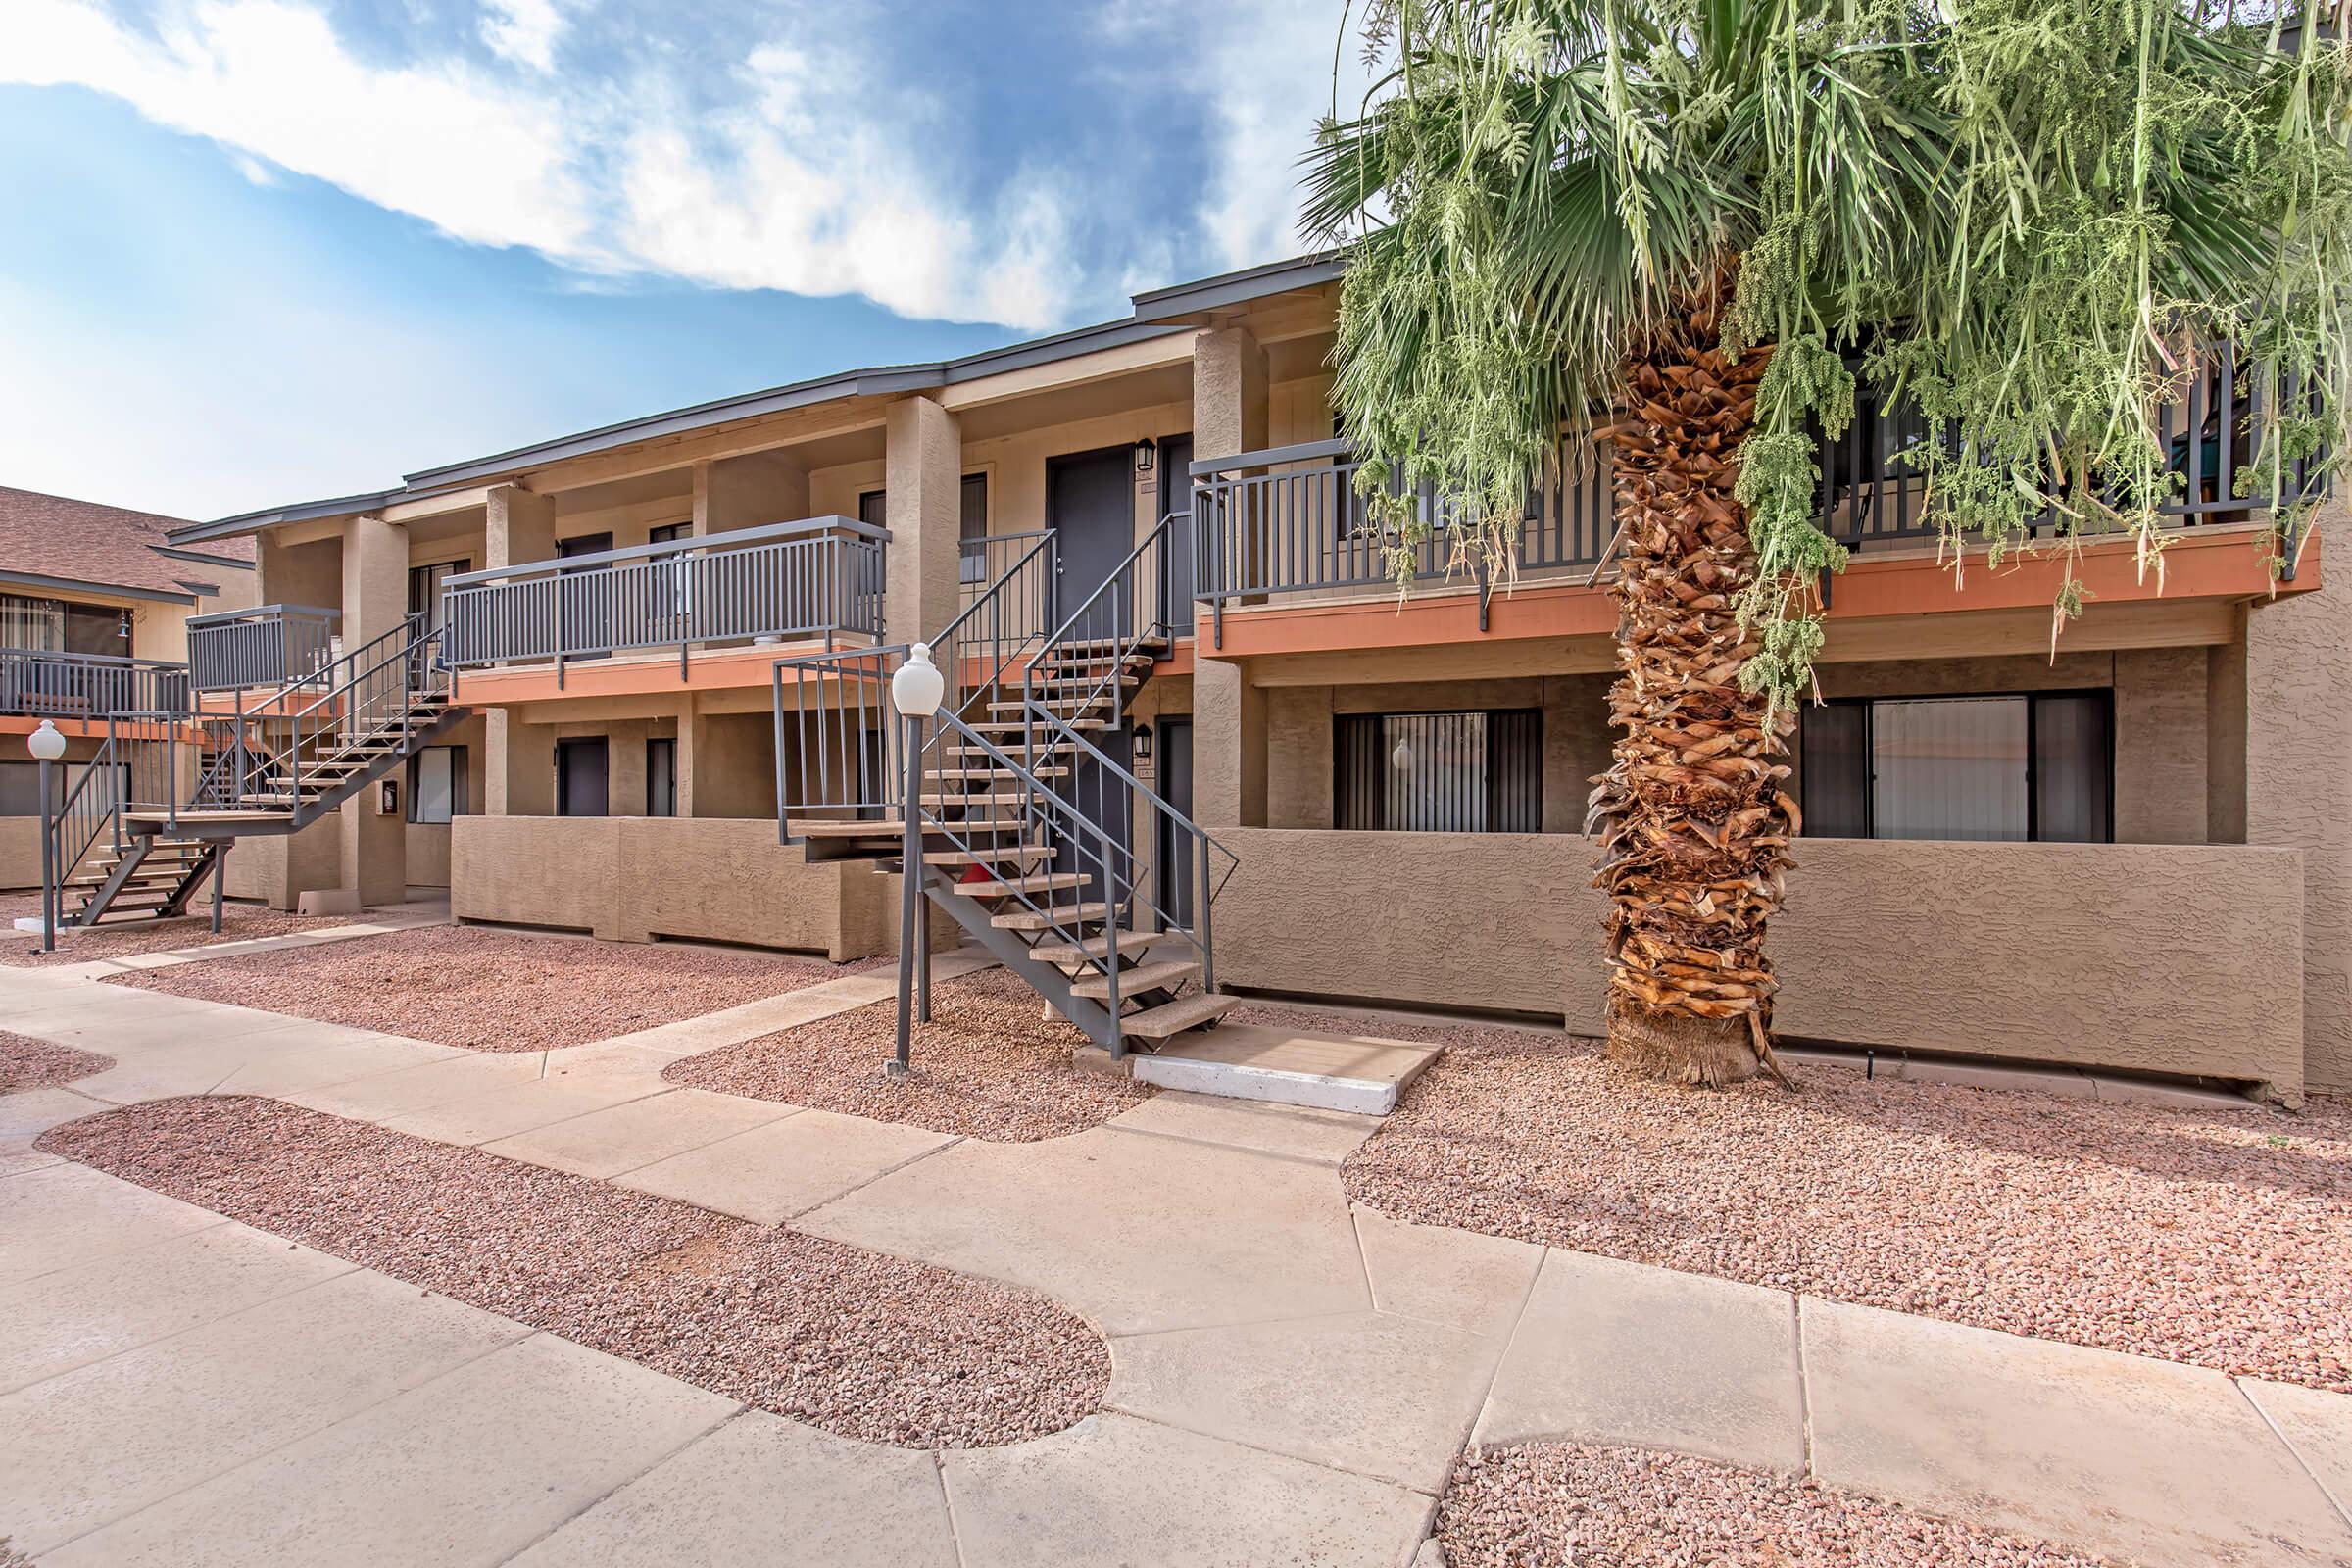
100,925,871,1052
1437,1442,2118,1567
0,893,342,968
41,1096,1106,1447
666,966,1153,1141
1322,1013,2352,1393
0,1033,113,1094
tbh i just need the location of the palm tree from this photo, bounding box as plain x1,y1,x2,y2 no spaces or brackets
1306,0,2352,1086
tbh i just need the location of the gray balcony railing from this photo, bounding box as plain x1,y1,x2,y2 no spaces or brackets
1194,346,2329,642
187,605,340,693
0,646,191,718
439,516,888,682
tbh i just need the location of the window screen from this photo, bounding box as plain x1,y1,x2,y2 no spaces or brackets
406,746,466,825
1796,692,2110,842
1336,710,1542,833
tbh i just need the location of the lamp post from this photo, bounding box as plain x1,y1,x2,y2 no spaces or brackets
889,643,946,1079
28,719,67,954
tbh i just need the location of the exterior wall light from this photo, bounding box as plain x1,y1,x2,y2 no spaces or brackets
1134,437,1157,478
1133,723,1153,763
892,642,945,718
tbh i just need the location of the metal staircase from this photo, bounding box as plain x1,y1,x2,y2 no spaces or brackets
775,514,1237,1058
41,614,465,929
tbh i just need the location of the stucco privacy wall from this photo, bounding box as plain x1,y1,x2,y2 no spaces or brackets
0,816,37,892
221,816,340,910
452,815,886,959
1213,828,2306,1099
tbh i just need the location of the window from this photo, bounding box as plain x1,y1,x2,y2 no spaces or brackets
407,560,470,634
647,737,677,818
1798,692,2111,843
1335,710,1542,833
406,746,467,825
649,522,691,544
0,594,63,651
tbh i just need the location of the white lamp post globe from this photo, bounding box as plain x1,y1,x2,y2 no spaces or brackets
892,642,946,718
27,719,67,761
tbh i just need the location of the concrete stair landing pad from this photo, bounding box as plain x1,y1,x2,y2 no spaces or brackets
1133,1023,1442,1115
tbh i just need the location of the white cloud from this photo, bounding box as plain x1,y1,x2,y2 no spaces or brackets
479,0,567,72
1,0,1089,328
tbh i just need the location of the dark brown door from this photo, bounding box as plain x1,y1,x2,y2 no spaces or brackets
557,737,609,817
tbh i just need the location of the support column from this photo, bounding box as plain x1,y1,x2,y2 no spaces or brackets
338,512,409,907
486,484,555,571
695,452,810,538
2246,523,2352,1101
1189,327,1270,832
486,710,554,816
884,395,962,644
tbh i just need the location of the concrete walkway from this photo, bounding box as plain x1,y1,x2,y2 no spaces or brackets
3,944,2351,1566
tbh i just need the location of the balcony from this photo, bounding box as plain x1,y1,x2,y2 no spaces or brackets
0,646,191,721
439,516,888,689
1192,347,2325,641
187,605,339,693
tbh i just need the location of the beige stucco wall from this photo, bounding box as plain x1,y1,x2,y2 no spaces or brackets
452,813,887,959
0,815,39,892
220,815,342,910
1213,827,2305,1099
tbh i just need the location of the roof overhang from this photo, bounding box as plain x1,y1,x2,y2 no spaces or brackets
0,567,197,606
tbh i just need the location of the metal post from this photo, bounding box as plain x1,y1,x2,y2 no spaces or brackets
892,711,920,1080
37,758,56,954
212,841,227,934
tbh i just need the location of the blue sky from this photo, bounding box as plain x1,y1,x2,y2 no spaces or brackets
0,0,1362,520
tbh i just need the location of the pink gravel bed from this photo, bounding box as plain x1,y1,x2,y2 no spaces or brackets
667,966,1153,1141
40,1096,1106,1447
1325,1014,2352,1393
0,1032,112,1094
1438,1442,2118,1567
0,893,342,968
100,925,871,1052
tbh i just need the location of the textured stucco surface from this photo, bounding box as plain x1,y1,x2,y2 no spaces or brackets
0,815,39,892
1214,828,2304,1095
885,394,962,644
221,815,341,910
453,814,883,959
2246,509,2352,1091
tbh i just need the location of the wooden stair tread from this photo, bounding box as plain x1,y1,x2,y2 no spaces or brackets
1026,929,1174,965
991,903,1109,930
1119,992,1240,1042
927,766,1069,780
1072,958,1200,1001
792,819,906,838
951,871,1090,898
971,718,1110,735
1046,636,1168,655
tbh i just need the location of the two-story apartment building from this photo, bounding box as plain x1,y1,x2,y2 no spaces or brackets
0,486,256,891
160,255,2348,1104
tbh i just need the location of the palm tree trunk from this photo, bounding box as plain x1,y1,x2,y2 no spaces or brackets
1586,283,1798,1088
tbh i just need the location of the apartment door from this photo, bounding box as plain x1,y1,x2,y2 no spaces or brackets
1154,718,1195,929
558,532,613,658
1155,434,1195,634
1045,444,1135,886
556,737,609,817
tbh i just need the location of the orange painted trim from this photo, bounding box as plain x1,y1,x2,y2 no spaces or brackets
451,639,849,706
1153,638,1196,679
0,713,201,743
1200,526,2316,661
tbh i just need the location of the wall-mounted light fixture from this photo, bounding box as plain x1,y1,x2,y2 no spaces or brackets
1133,436,1157,478
1132,723,1153,764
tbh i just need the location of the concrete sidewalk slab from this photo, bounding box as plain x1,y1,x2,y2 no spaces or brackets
1107,1090,1382,1165
1110,1309,1503,1493
280,1049,549,1121
800,1127,1368,1336
378,1075,673,1149
42,1332,737,1568
206,1034,466,1097
0,1218,355,1394
0,1085,107,1175
1353,1210,1544,1340
2242,1379,2352,1529
617,1106,956,1224
0,1268,525,1555
1802,1298,2352,1568
481,1088,799,1179
0,1163,221,1283
942,1412,1431,1568
506,1408,960,1568
1476,1249,1805,1474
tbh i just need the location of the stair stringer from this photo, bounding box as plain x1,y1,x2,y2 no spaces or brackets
905,865,1125,1051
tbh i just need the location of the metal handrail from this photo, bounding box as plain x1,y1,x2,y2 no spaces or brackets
187,605,339,692
0,647,192,718
443,516,888,682
1024,511,1182,749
